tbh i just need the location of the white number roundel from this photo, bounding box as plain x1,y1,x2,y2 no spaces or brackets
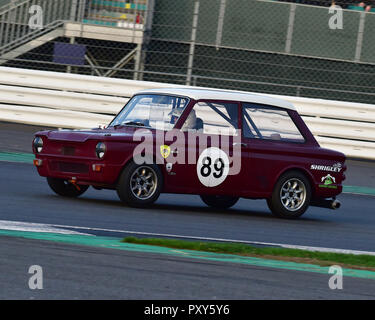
197,147,230,187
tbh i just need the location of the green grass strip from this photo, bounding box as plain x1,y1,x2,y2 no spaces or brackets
0,229,375,279
122,237,375,271
0,152,34,163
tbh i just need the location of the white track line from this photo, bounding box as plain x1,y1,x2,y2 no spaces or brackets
48,223,375,256
0,220,91,235
1,220,375,256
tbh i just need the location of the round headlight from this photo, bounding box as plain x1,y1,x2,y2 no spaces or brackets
96,142,106,159
33,137,43,153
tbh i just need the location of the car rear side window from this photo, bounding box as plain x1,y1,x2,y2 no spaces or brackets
242,104,305,143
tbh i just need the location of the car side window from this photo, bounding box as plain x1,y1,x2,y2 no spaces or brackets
242,104,305,143
182,101,239,136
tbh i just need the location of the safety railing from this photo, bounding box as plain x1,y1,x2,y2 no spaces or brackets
0,0,73,56
0,0,147,58
0,66,374,160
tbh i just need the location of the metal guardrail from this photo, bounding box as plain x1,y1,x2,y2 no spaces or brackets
1,0,375,105
0,67,374,160
0,104,113,128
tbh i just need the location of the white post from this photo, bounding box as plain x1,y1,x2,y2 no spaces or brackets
186,0,200,86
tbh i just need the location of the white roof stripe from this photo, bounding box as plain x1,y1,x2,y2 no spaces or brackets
136,88,296,111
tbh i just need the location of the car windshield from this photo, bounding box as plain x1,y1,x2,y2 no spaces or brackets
110,94,190,130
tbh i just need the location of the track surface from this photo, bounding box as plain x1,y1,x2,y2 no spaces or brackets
1,235,375,300
1,161,374,252
1,122,375,299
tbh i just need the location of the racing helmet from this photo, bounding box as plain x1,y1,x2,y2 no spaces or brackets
169,108,197,130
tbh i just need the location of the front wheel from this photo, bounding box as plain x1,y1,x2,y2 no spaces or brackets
200,195,239,209
267,171,311,219
116,162,162,207
47,177,89,198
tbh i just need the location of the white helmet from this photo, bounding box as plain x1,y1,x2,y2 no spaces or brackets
169,108,196,130
182,109,196,130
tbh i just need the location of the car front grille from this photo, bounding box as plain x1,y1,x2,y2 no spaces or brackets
61,146,76,156
50,161,89,174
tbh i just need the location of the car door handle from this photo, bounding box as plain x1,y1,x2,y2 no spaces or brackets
233,142,247,148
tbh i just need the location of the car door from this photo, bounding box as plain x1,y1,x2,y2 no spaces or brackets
164,100,244,196
239,103,307,197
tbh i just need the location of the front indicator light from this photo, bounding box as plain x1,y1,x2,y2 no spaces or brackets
33,159,43,167
92,164,104,172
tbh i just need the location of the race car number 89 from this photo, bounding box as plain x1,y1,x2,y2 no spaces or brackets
197,147,229,187
200,157,224,178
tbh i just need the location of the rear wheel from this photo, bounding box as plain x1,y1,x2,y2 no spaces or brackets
200,195,239,209
267,170,311,219
116,162,162,207
47,177,89,197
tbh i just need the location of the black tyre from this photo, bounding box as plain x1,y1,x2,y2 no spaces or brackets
47,177,89,198
267,170,311,219
200,195,239,209
116,162,162,207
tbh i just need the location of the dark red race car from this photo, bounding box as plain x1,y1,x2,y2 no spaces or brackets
33,88,346,219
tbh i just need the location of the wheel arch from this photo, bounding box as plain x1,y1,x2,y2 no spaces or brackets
272,166,315,197
116,153,166,188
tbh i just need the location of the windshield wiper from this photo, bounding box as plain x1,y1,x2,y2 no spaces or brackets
124,121,146,127
113,121,146,129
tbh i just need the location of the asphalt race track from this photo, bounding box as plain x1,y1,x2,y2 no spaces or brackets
1,160,375,252
0,122,375,299
2,235,375,300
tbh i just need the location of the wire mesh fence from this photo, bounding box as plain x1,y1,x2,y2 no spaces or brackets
1,0,375,104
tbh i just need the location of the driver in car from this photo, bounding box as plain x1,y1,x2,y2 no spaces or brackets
169,108,197,131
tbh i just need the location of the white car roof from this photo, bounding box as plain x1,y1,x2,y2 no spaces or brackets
136,88,296,111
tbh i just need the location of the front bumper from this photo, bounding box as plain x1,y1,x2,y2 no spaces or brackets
34,154,122,186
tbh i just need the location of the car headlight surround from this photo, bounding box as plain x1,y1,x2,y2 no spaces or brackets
96,142,106,159
33,137,43,153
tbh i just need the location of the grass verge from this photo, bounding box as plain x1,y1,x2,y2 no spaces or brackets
122,237,375,271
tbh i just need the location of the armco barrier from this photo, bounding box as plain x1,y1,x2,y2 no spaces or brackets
0,67,374,160
0,104,112,129
0,85,125,115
